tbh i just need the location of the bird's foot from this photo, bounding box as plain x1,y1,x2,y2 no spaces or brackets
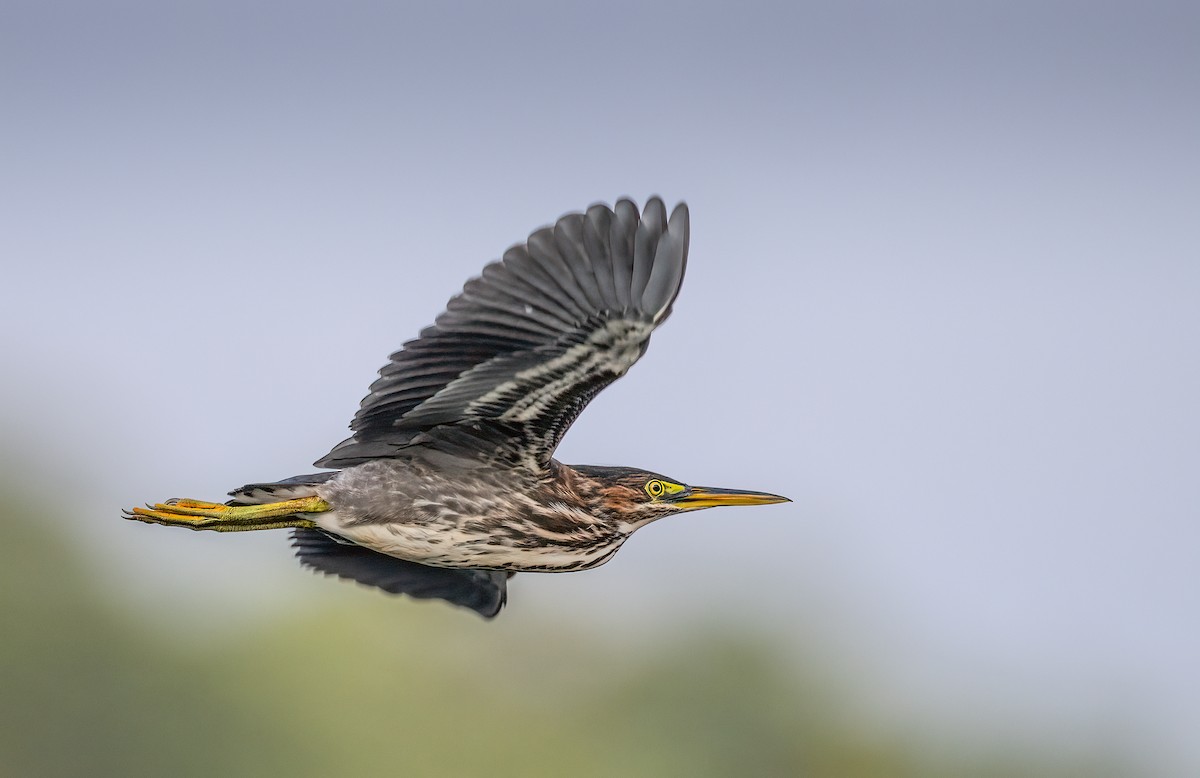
123,496,329,532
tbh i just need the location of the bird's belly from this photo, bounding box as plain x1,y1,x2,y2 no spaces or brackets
315,512,626,573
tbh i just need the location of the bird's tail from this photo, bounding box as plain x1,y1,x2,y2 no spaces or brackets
226,472,338,505
123,473,338,532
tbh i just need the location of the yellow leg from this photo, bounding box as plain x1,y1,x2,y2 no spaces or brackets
123,496,330,533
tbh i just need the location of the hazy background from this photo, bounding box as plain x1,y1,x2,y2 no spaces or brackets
2,1,1197,775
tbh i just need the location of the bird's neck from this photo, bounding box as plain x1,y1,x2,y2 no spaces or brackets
552,462,645,526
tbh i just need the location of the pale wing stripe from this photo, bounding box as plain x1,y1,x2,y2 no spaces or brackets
494,321,651,424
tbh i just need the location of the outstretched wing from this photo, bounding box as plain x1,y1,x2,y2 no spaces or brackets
316,197,690,471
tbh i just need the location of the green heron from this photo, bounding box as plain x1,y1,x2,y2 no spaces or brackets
125,198,788,617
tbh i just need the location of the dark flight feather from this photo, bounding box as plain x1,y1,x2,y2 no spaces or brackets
291,528,510,618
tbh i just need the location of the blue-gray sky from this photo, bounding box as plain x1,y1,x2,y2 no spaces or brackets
3,1,1198,772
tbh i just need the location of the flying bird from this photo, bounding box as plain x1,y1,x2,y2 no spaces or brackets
126,198,788,617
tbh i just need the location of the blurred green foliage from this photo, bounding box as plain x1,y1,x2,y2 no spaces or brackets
0,481,1111,778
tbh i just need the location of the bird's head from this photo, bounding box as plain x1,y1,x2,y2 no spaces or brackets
568,465,789,527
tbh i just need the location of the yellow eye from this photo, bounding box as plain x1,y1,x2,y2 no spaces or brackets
645,480,666,498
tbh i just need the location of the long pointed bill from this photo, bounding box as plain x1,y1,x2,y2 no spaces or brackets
673,486,790,510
